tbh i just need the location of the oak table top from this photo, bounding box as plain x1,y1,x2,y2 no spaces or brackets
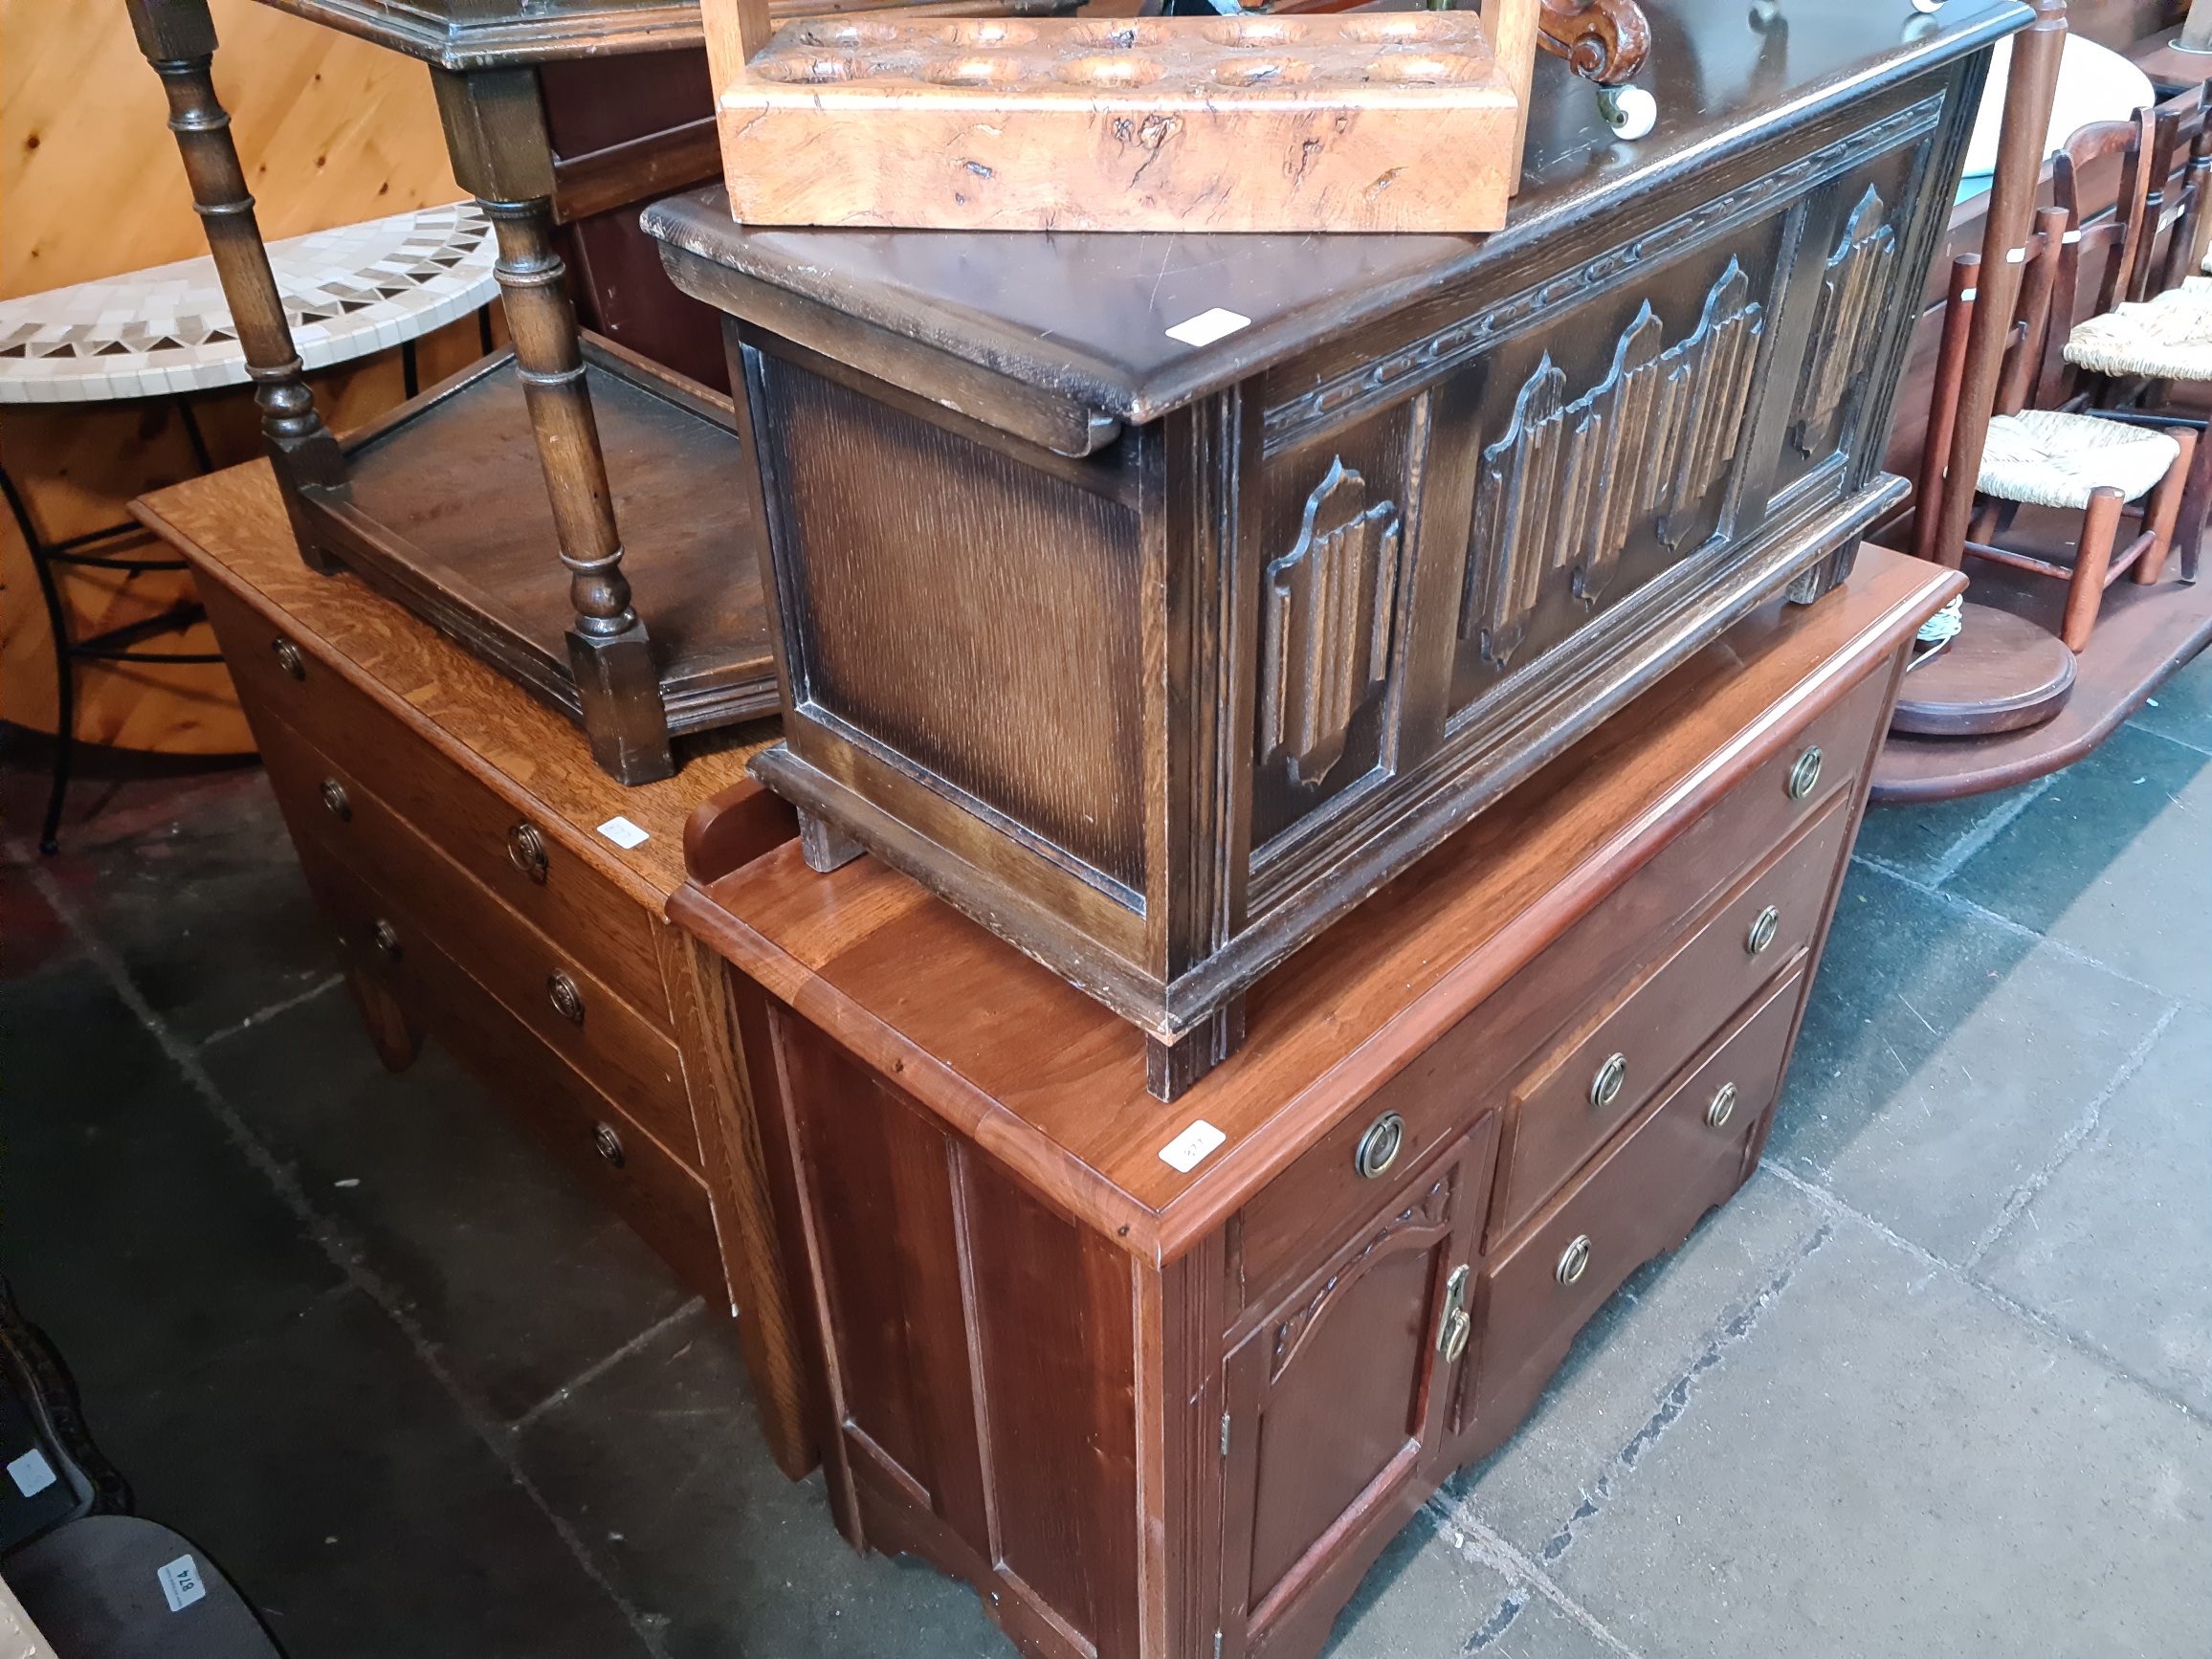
132,460,780,903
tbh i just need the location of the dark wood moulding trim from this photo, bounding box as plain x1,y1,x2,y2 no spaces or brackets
673,556,1964,1266
551,116,722,227
254,0,702,70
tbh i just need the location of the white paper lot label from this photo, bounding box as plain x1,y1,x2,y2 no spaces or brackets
1159,1118,1227,1173
158,1554,207,1613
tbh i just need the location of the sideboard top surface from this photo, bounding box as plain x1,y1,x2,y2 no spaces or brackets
134,461,778,911
645,0,2025,425
671,546,1962,1261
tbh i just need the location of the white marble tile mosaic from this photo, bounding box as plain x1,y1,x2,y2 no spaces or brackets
0,202,498,405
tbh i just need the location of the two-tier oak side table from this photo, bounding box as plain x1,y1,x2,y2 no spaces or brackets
130,459,815,1480
669,545,1961,1659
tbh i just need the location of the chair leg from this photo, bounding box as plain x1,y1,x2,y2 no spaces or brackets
126,0,347,573
2170,409,2212,583
2137,428,2196,585
2064,487,2125,651
432,67,674,786
2,467,76,855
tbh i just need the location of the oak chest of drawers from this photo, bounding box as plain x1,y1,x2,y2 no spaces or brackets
670,546,1960,1659
133,461,815,1479
649,0,2021,1095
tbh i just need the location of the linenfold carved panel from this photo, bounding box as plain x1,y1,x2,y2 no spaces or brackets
1269,1166,1455,1383
1789,186,1898,458
1460,259,1764,670
1259,455,1405,785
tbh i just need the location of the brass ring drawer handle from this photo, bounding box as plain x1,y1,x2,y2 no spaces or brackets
1746,905,1781,956
1590,1052,1627,1111
547,972,586,1026
272,636,306,681
593,1121,625,1168
1354,1110,1405,1180
1787,745,1823,802
508,821,549,884
1706,1081,1737,1129
320,778,351,822
369,918,401,962
1557,1234,1593,1287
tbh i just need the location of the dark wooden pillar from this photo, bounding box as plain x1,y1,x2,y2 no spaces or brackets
124,0,348,573
431,67,675,785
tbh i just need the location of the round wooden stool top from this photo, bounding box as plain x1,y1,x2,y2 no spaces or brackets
1891,600,2076,737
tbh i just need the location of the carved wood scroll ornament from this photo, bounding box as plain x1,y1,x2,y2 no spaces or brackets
1270,1167,1456,1383
1260,456,1405,786
1462,258,1764,671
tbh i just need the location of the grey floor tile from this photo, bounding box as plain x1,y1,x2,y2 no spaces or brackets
1325,1514,1620,1659
2042,763,2211,1006
1943,723,2209,936
1448,1172,1825,1561
201,991,697,1425
1979,1010,2212,1417
38,769,333,1044
1822,939,2167,1264
2125,645,2212,755
0,962,344,1385
1849,775,2044,886
1768,859,2034,1175
514,1306,1015,1659
1542,1221,2212,1659
103,1287,650,1659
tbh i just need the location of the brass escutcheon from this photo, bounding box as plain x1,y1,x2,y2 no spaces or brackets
1747,904,1781,956
508,821,549,884
1787,745,1824,802
1706,1081,1737,1129
1557,1234,1593,1287
1591,1051,1627,1111
547,972,586,1026
1355,1110,1405,1180
272,636,306,681
320,778,350,821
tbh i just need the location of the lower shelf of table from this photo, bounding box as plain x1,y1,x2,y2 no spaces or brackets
313,333,776,738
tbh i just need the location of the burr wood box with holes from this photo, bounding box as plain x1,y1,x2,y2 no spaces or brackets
651,0,2026,1098
715,10,1520,234
669,548,1963,1659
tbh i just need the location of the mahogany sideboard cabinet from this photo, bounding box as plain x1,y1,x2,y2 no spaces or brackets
648,0,2026,1095
131,461,817,1481
671,547,1961,1659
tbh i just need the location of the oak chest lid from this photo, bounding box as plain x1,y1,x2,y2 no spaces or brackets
644,0,2024,428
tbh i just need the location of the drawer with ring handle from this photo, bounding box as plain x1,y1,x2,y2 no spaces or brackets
1494,791,1850,1242
1477,966,1805,1435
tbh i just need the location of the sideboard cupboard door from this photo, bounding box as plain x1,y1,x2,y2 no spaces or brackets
1220,1116,1499,1659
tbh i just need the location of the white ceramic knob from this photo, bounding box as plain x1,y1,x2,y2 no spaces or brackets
1602,85,1658,142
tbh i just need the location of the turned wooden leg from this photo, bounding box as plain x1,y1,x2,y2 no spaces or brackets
126,0,346,572
432,68,674,785
2064,487,2125,652
2137,429,2196,585
343,969,423,1073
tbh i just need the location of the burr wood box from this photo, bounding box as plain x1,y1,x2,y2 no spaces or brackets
712,8,1522,234
648,0,2027,1096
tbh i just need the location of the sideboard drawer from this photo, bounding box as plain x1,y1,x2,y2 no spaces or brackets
1473,965,1803,1441
198,574,673,1029
253,709,702,1170
291,839,724,1302
1494,788,1850,1240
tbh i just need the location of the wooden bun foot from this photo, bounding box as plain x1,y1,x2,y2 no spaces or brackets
1891,602,2076,737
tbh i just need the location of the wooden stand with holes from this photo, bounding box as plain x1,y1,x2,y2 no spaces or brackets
670,548,1960,1659
130,459,820,1484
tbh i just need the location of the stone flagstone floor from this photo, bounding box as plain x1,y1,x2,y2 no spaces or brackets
2,653,2205,1658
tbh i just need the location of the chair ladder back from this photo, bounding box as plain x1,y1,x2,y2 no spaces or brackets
1995,206,2071,417
2127,105,2190,304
